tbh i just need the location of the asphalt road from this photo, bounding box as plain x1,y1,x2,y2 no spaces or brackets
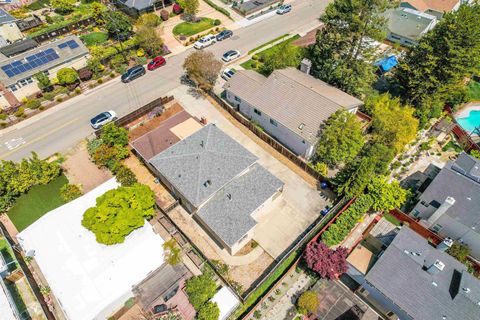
0,0,327,161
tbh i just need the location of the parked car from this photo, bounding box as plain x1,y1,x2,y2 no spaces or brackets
194,35,216,49
222,50,241,62
121,65,146,83
90,110,117,129
277,4,292,14
216,29,233,41
147,56,166,71
221,68,236,80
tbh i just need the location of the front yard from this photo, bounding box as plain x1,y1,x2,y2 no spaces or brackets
173,17,217,37
7,174,68,232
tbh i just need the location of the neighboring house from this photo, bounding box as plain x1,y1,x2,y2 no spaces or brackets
223,68,363,159
234,0,282,17
15,15,43,33
149,124,284,255
384,7,437,46
17,178,166,320
409,152,480,259
400,0,466,19
0,35,88,108
348,227,480,320
0,9,23,47
0,38,38,58
114,0,173,17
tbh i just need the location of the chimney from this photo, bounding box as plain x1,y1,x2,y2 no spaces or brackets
426,196,455,227
427,260,445,275
300,58,312,75
437,237,454,252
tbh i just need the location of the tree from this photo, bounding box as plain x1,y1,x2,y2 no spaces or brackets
115,165,137,187
365,94,418,154
162,238,182,265
183,51,222,91
56,68,79,85
82,184,155,245
393,4,480,126
259,42,303,76
303,241,348,279
100,123,128,147
308,0,391,97
135,26,164,55
470,149,480,160
92,144,129,169
336,156,375,198
177,0,199,18
196,301,220,320
87,58,105,77
104,11,133,40
59,184,82,202
367,177,408,211
297,291,319,315
316,110,365,167
91,2,106,24
34,72,52,91
447,241,471,264
185,273,217,310
51,0,75,14
137,13,162,28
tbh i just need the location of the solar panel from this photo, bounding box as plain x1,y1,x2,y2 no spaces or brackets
26,55,36,62
18,65,26,72
5,70,14,77
67,40,79,49
45,48,55,55
1,47,60,78
40,57,48,64
24,64,32,71
12,61,22,67
37,52,45,57
58,42,68,49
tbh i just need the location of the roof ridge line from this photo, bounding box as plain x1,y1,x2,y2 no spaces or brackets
194,125,213,204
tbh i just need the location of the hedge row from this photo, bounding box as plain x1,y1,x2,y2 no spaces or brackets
321,194,373,247
203,0,232,19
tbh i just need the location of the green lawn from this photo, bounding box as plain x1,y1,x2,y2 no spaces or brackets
248,34,290,54
0,238,18,272
173,18,216,37
467,80,480,101
26,0,51,11
241,35,301,71
8,174,68,232
80,32,109,47
383,213,402,226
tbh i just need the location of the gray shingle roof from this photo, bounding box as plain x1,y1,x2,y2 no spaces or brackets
365,227,480,320
119,0,155,10
224,68,362,144
386,7,436,41
149,124,258,208
414,152,480,232
197,163,283,247
0,35,88,87
0,9,16,25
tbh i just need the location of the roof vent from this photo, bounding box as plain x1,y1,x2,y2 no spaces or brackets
203,180,211,187
298,123,305,130
463,287,471,294
432,281,438,287
427,260,445,275
200,140,204,148
227,193,232,201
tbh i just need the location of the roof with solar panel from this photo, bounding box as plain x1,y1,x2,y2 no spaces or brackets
0,35,88,87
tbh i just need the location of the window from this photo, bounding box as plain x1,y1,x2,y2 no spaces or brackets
270,118,278,126
432,224,443,233
253,108,262,116
391,34,401,40
9,85,17,92
412,209,421,217
420,200,429,207
386,311,395,317
26,77,33,84
19,79,28,86
234,96,241,103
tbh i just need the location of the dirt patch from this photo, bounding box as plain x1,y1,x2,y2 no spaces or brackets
235,240,258,256
62,142,112,193
229,252,274,292
128,102,184,141
123,155,176,209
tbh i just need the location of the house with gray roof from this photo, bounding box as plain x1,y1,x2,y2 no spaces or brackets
0,9,23,48
349,227,480,320
149,124,283,255
384,7,437,46
0,35,88,109
114,0,173,17
409,152,480,259
223,67,363,159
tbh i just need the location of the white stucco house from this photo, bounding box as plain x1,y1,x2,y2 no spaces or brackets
223,67,363,159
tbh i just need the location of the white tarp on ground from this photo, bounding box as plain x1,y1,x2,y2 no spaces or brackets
211,286,240,320
0,281,17,320
17,178,165,320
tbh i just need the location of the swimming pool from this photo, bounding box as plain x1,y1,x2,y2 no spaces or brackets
457,110,480,133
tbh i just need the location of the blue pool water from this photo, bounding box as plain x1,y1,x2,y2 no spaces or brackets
457,110,480,133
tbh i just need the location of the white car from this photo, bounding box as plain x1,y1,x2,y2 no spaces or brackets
90,110,117,129
221,68,236,80
194,35,216,49
222,50,241,62
277,4,292,14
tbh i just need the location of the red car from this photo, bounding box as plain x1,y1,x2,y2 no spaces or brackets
147,56,166,71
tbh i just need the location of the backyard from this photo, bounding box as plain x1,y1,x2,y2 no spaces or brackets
0,237,18,272
467,80,480,101
80,31,109,47
7,174,68,232
173,17,217,37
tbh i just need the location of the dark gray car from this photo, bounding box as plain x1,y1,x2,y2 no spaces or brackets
216,30,233,41
121,65,146,83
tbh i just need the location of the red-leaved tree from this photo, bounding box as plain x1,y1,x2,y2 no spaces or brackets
303,241,348,279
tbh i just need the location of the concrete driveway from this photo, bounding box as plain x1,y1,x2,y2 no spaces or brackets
170,85,332,259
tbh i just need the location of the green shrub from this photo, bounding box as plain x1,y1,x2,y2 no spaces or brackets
56,97,63,102
197,302,220,320
14,107,25,117
101,123,128,146
74,88,82,95
115,165,137,186
87,138,103,156
97,78,104,84
0,113,7,120
57,68,79,85
60,184,82,202
213,19,221,26
25,99,41,109
297,291,319,315
43,92,55,101
252,54,259,60
185,273,217,310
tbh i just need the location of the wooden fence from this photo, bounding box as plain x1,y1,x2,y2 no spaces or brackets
208,93,327,182
94,95,174,137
